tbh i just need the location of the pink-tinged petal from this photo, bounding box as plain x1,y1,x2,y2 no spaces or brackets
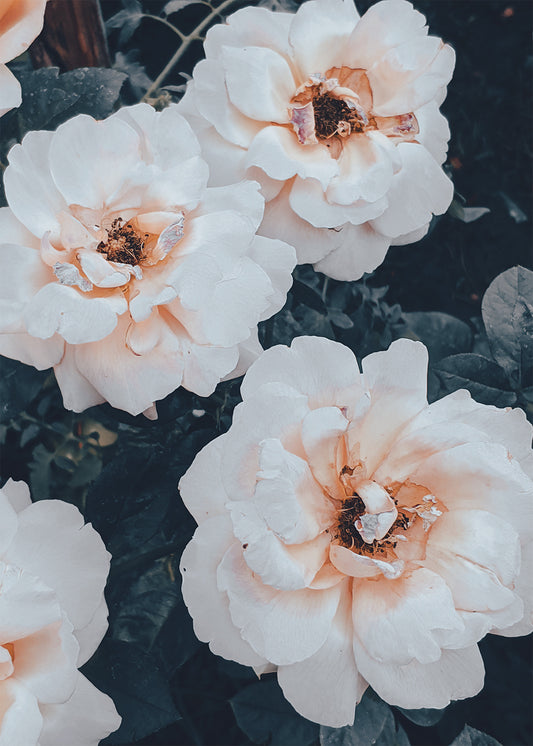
301,406,349,500
73,314,185,415
178,435,230,523
0,207,39,248
0,563,61,642
229,500,329,590
313,221,391,281
326,133,398,206
221,385,310,502
204,6,292,60
415,101,451,165
54,345,106,414
74,596,109,666
38,672,121,746
495,541,533,637
0,63,21,117
0,645,13,681
352,568,463,666
218,542,342,664
180,339,240,397
369,40,455,116
186,117,249,187
390,222,429,246
370,143,453,238
48,115,141,211
0,677,42,746
289,0,359,79
222,46,295,124
278,584,367,727
254,438,335,543
0,488,18,554
344,0,428,71
289,176,388,229
260,185,353,265
246,126,338,190
410,442,533,540
0,0,47,63
353,641,485,710
0,242,52,333
143,157,209,213
77,251,130,288
180,515,268,667
330,545,403,579
12,615,79,704
5,130,66,239
0,332,64,370
196,181,265,233
247,235,296,319
24,284,127,344
242,335,362,409
0,478,31,513
3,500,110,632
348,338,428,476
427,509,521,587
225,329,264,381
192,59,263,148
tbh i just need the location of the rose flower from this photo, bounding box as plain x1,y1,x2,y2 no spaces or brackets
0,479,120,745
179,336,533,727
0,103,296,416
0,0,48,116
178,0,455,280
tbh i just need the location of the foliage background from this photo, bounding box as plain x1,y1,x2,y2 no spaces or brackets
0,1,531,745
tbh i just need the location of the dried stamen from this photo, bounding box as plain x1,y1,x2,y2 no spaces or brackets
97,218,146,266
313,93,366,140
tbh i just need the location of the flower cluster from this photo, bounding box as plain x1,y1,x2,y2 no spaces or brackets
0,479,120,744
0,0,47,117
179,0,455,280
180,337,533,726
0,104,295,416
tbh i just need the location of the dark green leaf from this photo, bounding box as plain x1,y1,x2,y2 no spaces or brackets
398,706,446,727
231,680,318,746
400,312,473,361
481,265,533,389
28,443,54,499
433,354,517,406
17,67,126,131
82,639,180,744
106,1,144,45
292,279,327,313
163,0,202,14
449,724,502,746
0,358,46,424
320,690,394,746
328,308,354,329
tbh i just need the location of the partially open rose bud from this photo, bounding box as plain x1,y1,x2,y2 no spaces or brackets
179,336,533,727
179,0,455,280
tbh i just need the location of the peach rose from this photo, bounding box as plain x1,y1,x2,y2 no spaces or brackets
0,103,296,416
179,336,533,727
178,0,455,280
0,0,48,116
0,479,120,745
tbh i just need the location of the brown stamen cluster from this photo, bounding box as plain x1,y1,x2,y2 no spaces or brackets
313,93,366,140
334,494,413,557
97,218,147,266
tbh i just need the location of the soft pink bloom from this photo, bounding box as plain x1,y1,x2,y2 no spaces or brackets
178,0,455,280
0,479,120,745
0,0,48,117
0,103,296,416
179,336,533,727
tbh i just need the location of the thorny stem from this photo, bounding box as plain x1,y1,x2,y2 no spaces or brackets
142,0,243,101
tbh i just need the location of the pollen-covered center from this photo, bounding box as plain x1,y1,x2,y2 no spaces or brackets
97,218,146,266
312,93,366,140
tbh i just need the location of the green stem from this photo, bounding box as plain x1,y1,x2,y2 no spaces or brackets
142,0,242,101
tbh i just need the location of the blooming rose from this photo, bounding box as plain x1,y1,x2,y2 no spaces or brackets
0,0,47,117
0,479,120,745
179,336,533,727
178,0,455,280
0,103,296,416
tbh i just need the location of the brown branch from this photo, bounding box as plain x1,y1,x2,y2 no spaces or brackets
29,0,110,71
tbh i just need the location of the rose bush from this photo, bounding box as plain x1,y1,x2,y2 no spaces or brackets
179,336,533,727
0,478,120,745
0,103,296,416
178,0,455,281
0,0,47,117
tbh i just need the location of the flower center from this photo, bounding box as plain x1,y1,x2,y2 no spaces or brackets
312,92,366,140
97,218,147,266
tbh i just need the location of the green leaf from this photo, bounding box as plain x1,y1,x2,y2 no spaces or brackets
397,706,446,727
106,0,144,45
320,690,395,746
481,265,533,390
231,680,318,746
449,724,502,746
28,443,54,500
0,358,46,424
401,312,473,361
163,0,202,14
433,354,517,406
